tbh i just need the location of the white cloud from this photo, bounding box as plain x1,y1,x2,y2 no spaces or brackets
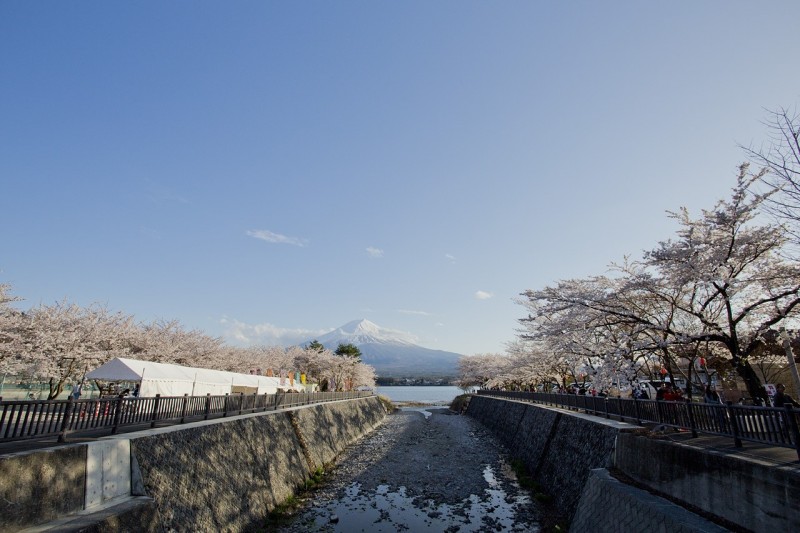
397,309,431,316
445,254,456,263
220,317,330,346
246,229,307,247
366,246,384,258
475,290,494,300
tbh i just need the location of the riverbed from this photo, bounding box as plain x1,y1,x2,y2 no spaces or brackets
269,407,540,532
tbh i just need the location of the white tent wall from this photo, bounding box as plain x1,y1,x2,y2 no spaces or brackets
86,357,304,397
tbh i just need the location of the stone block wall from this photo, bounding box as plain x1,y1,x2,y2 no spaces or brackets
465,395,628,518
0,445,87,532
131,396,386,531
130,410,308,532
292,396,388,469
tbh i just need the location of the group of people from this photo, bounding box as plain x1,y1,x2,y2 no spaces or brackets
655,382,685,401
550,380,800,407
117,384,141,399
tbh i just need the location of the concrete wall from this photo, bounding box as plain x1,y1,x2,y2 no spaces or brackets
0,396,387,532
571,469,730,533
614,432,800,532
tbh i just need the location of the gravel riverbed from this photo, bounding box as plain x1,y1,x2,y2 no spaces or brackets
269,407,541,532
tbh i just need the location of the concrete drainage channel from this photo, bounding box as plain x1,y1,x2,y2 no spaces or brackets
271,408,540,532
5,395,799,532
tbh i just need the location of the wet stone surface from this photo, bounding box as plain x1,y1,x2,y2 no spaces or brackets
272,407,540,532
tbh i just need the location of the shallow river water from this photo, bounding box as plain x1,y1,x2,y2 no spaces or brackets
270,407,540,532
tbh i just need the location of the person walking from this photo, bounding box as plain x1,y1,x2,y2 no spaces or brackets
704,384,721,404
773,383,800,408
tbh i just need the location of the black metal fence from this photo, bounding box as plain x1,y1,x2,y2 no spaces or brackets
0,391,374,444
476,390,800,460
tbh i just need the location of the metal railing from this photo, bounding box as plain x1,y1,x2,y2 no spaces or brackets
0,391,373,444
476,390,800,460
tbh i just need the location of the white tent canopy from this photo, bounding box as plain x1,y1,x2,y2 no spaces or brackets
85,357,304,397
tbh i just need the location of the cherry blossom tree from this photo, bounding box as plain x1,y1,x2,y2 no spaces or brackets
13,301,137,398
0,281,378,397
518,170,800,401
0,283,24,377
742,106,800,245
457,353,513,389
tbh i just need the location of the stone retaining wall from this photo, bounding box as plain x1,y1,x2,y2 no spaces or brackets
465,395,631,518
0,445,87,531
132,397,387,531
0,396,387,532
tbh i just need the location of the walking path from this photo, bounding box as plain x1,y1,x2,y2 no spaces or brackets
271,407,541,532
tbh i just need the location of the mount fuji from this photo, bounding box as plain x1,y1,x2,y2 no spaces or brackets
308,319,462,378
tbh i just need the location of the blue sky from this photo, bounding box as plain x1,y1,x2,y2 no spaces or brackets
2,2,799,355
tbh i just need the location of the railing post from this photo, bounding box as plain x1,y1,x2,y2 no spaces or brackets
604,398,610,419
204,393,211,420
223,393,229,417
150,394,161,428
58,397,75,443
784,405,800,461
686,399,698,438
726,401,743,448
239,392,244,415
263,393,269,412
112,396,124,434
180,394,189,424
633,397,642,425
656,399,664,425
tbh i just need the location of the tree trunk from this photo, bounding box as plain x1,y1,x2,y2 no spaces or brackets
734,358,766,404
48,376,65,400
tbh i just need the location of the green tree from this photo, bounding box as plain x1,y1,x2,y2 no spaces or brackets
306,339,325,353
335,343,362,361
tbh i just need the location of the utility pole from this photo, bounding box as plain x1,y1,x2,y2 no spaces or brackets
779,327,800,394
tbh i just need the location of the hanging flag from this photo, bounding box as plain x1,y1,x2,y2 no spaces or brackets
301,373,306,385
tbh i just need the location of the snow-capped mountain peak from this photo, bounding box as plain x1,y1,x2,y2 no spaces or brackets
323,319,417,346
306,319,462,378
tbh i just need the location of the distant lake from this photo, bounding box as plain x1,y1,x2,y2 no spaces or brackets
375,385,468,405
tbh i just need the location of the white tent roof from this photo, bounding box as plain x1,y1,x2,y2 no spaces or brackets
85,357,304,396
86,357,194,382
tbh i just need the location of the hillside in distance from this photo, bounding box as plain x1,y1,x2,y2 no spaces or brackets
309,319,462,378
